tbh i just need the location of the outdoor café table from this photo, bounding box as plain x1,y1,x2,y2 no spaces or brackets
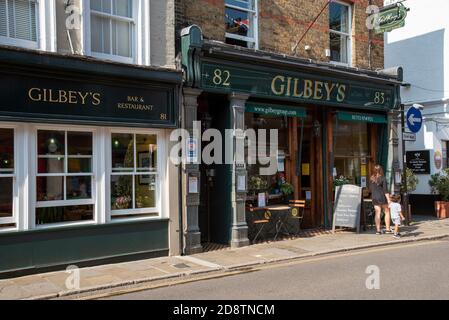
246,204,292,241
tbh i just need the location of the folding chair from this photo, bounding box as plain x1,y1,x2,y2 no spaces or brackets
246,205,271,244
288,200,306,236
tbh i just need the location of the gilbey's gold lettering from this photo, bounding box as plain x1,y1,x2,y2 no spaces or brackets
270,76,347,102
27,88,102,106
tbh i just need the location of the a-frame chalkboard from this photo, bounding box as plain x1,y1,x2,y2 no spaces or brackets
332,185,362,233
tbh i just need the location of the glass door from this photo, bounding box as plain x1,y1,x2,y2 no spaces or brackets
0,128,16,229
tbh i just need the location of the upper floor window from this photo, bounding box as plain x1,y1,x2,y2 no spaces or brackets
0,0,38,49
329,1,351,65
89,0,135,63
225,0,258,49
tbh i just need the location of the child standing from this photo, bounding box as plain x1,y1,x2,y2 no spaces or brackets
389,194,406,238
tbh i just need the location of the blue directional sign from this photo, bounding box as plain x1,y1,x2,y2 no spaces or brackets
407,107,423,133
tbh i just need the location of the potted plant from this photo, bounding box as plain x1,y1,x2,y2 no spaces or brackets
280,182,294,201
333,175,350,191
429,168,449,219
401,168,419,194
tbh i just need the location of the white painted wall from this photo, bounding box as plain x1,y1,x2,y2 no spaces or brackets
385,0,449,195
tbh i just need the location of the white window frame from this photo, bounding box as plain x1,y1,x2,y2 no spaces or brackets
82,0,142,65
106,128,165,223
329,0,352,66
0,0,40,49
31,124,98,230
0,124,18,230
0,122,168,233
225,0,259,49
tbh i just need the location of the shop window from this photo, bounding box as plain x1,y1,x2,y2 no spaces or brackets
329,1,351,65
245,114,288,201
0,128,15,228
89,0,135,62
225,0,258,49
0,0,38,49
334,121,369,186
110,133,159,218
36,130,94,225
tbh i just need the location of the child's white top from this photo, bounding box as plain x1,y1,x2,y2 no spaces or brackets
389,202,402,219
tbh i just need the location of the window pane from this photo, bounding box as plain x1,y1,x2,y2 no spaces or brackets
225,0,253,10
36,205,94,225
0,128,14,174
38,157,65,174
329,2,349,33
225,7,253,38
37,176,64,201
0,0,6,37
68,132,92,155
68,158,92,173
0,177,13,218
335,158,362,185
330,32,348,63
91,15,111,54
136,134,157,172
335,121,368,156
135,175,156,209
38,130,65,155
113,0,132,17
112,133,134,171
67,176,92,200
91,0,102,11
111,175,132,210
113,20,132,57
11,0,36,41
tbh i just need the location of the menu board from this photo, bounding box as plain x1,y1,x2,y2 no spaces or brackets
332,185,362,233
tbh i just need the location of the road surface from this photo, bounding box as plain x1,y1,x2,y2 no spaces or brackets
103,239,449,300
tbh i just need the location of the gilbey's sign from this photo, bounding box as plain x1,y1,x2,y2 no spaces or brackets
201,61,397,110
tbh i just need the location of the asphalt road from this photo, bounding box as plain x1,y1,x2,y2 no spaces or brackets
103,239,449,300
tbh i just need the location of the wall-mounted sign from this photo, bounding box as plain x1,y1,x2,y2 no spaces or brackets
406,150,431,174
186,138,198,164
337,112,387,124
403,132,416,141
237,175,246,192
188,176,199,194
201,62,397,110
0,70,176,127
374,3,409,34
406,106,423,133
435,151,443,170
246,102,306,118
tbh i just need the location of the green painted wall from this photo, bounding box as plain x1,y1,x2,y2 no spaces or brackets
0,220,169,276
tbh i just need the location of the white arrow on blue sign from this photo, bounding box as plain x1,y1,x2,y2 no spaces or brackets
406,106,423,133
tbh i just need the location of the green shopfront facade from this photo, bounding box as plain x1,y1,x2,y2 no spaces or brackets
180,26,402,253
0,47,181,276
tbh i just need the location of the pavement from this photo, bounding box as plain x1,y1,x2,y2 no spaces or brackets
106,239,449,300
1,215,449,300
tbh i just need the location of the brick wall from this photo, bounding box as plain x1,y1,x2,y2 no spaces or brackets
176,0,384,70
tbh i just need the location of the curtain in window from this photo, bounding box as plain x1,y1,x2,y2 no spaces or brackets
0,0,37,41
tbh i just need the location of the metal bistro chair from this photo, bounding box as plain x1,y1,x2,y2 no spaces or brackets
287,200,306,236
247,205,272,244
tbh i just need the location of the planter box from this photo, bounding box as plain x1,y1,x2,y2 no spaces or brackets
435,201,449,219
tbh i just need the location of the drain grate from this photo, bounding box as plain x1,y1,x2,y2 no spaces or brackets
172,263,191,269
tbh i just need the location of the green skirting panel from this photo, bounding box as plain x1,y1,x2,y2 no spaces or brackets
0,219,169,276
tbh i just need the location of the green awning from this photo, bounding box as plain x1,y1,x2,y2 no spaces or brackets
246,102,306,118
337,111,387,124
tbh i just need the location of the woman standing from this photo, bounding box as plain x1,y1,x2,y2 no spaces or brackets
369,165,391,235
